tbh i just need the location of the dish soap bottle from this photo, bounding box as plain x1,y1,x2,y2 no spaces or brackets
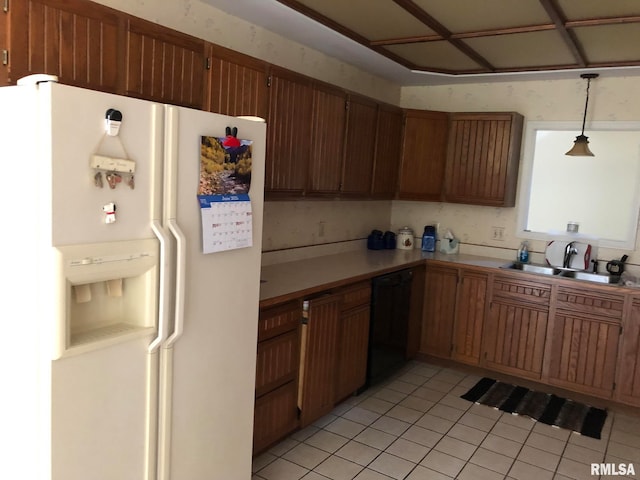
517,241,530,263
421,225,436,252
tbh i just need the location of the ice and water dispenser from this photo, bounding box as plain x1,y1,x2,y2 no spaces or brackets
53,239,159,358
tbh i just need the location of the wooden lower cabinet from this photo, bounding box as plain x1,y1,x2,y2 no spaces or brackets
546,287,623,398
420,265,458,358
482,275,550,379
253,301,300,454
452,270,487,365
298,294,341,427
335,304,370,402
616,297,640,406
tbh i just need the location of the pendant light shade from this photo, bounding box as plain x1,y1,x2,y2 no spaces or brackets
566,73,599,156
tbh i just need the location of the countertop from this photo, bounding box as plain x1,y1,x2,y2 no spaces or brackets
259,249,509,307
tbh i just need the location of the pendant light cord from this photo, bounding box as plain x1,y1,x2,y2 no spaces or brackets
580,77,592,136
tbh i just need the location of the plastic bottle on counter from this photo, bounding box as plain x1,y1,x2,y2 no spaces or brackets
421,225,436,252
517,241,530,263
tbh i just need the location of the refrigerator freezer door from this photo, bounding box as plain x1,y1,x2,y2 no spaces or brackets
159,106,266,479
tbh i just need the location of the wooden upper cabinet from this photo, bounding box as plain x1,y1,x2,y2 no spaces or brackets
125,17,206,108
399,110,450,201
205,44,268,118
341,95,378,196
265,67,312,196
3,0,121,91
372,105,403,199
445,112,524,206
308,84,347,195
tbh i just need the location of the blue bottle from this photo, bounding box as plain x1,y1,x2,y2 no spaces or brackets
421,226,436,252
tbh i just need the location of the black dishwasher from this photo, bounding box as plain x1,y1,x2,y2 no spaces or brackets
366,269,413,388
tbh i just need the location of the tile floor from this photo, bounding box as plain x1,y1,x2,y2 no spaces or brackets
252,361,640,480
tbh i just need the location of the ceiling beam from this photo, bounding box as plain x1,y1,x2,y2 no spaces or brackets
538,0,587,68
392,0,495,72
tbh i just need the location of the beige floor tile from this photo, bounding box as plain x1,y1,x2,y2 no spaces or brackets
555,457,593,479
447,423,488,445
434,435,477,461
499,413,535,431
428,403,465,422
424,378,457,393
386,380,418,394
412,386,446,403
385,405,423,423
269,437,300,456
313,413,339,428
469,446,514,474
449,385,470,396
301,472,331,480
562,442,604,464
470,403,504,420
458,374,484,388
372,388,407,404
517,445,560,472
358,396,395,415
508,460,554,480
385,437,430,463
353,468,395,480
525,432,566,455
433,368,467,384
458,462,507,480
408,364,440,379
258,458,309,480
342,406,381,426
438,393,474,412
399,395,434,413
368,452,416,480
401,425,443,448
314,455,363,480
481,433,523,458
334,440,381,467
305,430,349,454
459,411,499,432
491,423,530,444
607,441,640,462
567,431,607,452
325,418,367,439
283,443,331,470
370,415,411,436
415,412,455,434
405,465,453,479
291,425,321,442
420,449,466,477
610,429,640,449
531,422,571,441
354,427,397,451
396,372,429,386
252,452,277,473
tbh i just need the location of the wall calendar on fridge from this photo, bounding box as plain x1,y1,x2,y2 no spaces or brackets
198,128,254,253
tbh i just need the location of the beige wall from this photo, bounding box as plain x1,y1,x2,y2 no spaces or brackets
394,77,640,265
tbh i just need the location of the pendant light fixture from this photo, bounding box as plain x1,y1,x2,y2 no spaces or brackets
565,73,599,156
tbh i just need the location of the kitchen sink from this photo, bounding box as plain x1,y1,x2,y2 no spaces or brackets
501,262,621,284
502,262,561,275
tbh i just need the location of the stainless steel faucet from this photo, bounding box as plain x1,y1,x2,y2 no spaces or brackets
563,241,578,268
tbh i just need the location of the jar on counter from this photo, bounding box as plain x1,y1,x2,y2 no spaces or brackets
396,227,415,250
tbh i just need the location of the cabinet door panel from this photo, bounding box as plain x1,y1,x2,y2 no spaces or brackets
484,301,547,379
420,266,457,358
342,96,377,195
253,382,298,454
616,299,640,406
206,45,268,118
125,18,205,108
548,313,620,398
299,294,341,427
399,110,449,201
335,305,370,402
255,330,299,397
372,106,403,198
266,69,312,195
453,272,487,365
7,0,120,91
308,85,346,194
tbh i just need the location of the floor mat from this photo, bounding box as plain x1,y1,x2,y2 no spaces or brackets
461,377,607,439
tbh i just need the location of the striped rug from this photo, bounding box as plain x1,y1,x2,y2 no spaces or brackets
461,377,607,439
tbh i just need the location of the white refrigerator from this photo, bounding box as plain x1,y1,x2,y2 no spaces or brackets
0,77,265,480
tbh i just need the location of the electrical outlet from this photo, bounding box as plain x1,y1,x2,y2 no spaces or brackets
491,226,505,241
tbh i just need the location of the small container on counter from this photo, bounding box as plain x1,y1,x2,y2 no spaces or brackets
396,227,415,250
421,225,437,252
382,231,396,249
367,230,384,250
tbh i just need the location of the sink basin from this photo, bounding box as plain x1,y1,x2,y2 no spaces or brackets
556,270,621,284
501,262,621,284
501,262,561,275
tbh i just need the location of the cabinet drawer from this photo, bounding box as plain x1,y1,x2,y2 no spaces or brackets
340,281,372,311
253,381,299,454
555,287,624,320
255,330,298,397
491,275,551,306
258,301,300,342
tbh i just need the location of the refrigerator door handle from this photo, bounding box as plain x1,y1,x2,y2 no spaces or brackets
166,218,186,347
149,219,172,353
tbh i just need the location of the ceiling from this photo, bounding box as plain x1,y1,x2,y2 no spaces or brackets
203,0,640,85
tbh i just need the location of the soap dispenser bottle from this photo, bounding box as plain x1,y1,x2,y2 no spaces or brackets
517,241,529,263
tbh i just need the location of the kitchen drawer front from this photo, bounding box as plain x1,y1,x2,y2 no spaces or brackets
340,281,372,311
253,381,299,454
258,300,300,342
255,330,299,397
555,287,624,320
491,275,551,306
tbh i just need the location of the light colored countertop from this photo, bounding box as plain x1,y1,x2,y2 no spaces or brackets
259,248,509,307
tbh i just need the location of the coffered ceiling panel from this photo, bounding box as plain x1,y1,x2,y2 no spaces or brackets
273,0,640,76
